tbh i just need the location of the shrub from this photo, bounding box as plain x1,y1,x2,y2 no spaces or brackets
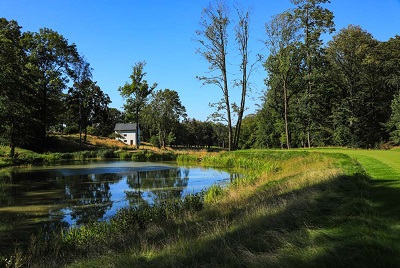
176,154,199,164
64,126,79,135
97,149,115,159
204,184,225,203
150,135,160,148
183,193,204,211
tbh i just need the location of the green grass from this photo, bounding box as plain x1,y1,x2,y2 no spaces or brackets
306,148,400,180
305,148,400,219
4,148,400,267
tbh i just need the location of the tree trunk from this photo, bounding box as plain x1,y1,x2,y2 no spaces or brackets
9,123,16,158
283,80,291,149
136,107,139,148
221,40,232,151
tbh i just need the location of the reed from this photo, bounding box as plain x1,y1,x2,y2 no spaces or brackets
4,149,400,268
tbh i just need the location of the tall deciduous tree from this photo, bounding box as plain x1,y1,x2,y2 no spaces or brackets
326,25,385,147
119,61,157,147
68,56,92,145
196,1,232,150
147,89,186,148
68,78,110,143
233,7,259,150
196,1,256,151
291,0,335,147
265,11,303,149
21,28,79,143
0,19,34,157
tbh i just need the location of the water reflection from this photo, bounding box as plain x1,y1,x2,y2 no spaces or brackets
0,161,233,252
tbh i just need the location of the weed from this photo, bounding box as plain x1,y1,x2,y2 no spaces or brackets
204,184,225,203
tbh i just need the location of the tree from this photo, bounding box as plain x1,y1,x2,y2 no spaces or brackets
68,57,110,143
147,89,186,148
119,61,157,148
387,93,400,144
381,36,400,93
265,11,303,149
232,7,259,150
196,1,257,151
68,56,92,145
326,25,380,147
196,1,232,150
291,0,335,147
237,114,257,149
21,28,79,143
0,18,34,157
91,108,123,137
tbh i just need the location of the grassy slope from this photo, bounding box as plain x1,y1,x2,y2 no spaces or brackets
0,135,179,168
308,148,400,180
68,150,400,268
307,148,400,218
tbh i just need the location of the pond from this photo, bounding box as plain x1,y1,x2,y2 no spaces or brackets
0,160,237,252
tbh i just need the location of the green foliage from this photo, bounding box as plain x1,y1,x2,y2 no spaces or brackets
0,18,113,155
149,135,160,148
0,18,36,157
131,150,177,162
387,93,400,144
96,149,115,159
3,194,205,266
145,89,187,148
64,125,79,135
176,154,200,164
4,149,400,267
117,150,133,159
204,184,225,203
167,131,176,146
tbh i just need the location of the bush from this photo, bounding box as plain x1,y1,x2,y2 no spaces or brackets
150,135,160,148
183,193,204,211
204,184,225,203
64,126,79,135
97,149,115,159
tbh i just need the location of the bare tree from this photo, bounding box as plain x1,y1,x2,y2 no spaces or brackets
196,0,232,150
232,7,259,149
196,1,257,150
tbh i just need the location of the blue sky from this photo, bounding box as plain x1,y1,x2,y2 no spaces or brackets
2,0,400,121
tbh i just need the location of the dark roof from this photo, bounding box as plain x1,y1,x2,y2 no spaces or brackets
114,123,138,131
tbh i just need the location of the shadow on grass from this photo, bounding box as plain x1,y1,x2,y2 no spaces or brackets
113,173,400,268
369,177,400,219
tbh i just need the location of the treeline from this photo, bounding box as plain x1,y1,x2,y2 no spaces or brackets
220,0,400,149
0,18,121,156
123,0,400,150
2,0,400,154
117,61,229,149
252,23,400,149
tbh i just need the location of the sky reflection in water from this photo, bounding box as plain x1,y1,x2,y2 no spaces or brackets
0,161,235,249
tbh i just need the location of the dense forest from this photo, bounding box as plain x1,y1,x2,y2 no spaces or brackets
1,0,400,156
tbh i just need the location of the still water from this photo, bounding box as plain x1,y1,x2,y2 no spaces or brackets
0,161,235,251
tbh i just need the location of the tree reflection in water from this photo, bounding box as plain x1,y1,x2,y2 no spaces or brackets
63,174,114,225
125,167,190,207
0,162,233,253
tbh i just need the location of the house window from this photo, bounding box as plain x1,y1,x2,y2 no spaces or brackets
123,134,127,137
123,140,127,143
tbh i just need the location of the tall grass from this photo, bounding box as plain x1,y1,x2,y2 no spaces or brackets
4,150,400,267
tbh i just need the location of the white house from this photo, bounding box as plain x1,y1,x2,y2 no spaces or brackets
114,123,140,146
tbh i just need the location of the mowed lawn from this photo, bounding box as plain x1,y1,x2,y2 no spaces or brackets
326,148,400,180
308,148,400,217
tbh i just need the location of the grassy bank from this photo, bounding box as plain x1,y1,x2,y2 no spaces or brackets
0,135,180,168
4,149,399,267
